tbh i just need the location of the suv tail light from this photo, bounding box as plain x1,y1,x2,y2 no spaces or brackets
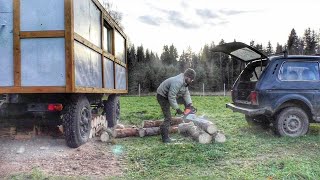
250,91,259,105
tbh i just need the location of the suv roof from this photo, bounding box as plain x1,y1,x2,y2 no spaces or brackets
269,55,320,61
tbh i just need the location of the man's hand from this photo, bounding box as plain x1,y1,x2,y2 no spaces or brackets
176,109,183,115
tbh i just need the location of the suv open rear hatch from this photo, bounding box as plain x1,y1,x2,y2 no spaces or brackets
213,42,268,106
212,42,268,63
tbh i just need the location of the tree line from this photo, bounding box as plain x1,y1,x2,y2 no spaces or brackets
127,28,320,94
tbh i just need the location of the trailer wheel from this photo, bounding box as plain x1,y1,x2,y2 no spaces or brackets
104,94,120,128
63,95,92,148
274,107,309,137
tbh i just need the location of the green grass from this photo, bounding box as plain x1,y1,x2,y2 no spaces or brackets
8,96,320,179
119,96,320,179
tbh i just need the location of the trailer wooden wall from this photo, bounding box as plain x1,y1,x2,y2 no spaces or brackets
0,0,128,94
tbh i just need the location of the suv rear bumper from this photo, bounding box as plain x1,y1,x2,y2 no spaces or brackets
226,103,266,116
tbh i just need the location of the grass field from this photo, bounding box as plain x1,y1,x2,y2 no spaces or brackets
9,96,320,179
119,96,320,179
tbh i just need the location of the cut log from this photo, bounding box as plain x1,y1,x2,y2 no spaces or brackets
142,117,183,128
184,115,217,135
100,131,110,142
198,131,212,144
138,126,178,137
113,128,139,138
214,132,226,143
178,123,212,144
178,122,195,135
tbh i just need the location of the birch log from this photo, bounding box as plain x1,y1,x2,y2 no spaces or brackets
178,122,212,144
184,116,217,135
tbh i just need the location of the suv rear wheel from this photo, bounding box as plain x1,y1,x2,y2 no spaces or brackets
274,107,309,137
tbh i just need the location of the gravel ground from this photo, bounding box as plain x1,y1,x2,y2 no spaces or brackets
0,135,124,178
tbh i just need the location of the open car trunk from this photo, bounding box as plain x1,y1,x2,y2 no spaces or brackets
212,42,269,105
232,60,268,105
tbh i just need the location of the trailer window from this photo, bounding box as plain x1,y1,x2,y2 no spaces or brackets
115,31,126,63
103,21,113,54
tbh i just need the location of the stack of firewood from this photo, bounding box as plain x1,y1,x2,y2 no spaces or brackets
178,117,226,144
95,116,226,144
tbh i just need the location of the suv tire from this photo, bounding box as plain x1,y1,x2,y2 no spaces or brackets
63,95,92,148
245,115,270,129
274,107,309,137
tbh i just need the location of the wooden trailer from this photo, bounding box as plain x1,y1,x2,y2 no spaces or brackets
0,0,128,148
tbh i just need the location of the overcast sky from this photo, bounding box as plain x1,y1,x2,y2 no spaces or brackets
106,0,320,55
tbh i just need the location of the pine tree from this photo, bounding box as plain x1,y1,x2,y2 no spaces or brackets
137,45,145,62
287,28,299,55
160,45,170,65
304,28,317,55
275,43,283,54
145,49,150,63
266,41,273,55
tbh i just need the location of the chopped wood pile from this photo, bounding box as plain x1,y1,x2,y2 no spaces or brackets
96,115,226,144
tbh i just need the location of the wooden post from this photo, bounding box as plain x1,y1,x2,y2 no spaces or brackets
138,83,141,97
202,83,205,96
64,0,75,92
13,0,21,87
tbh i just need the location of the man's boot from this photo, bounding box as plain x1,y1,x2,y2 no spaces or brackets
160,124,171,143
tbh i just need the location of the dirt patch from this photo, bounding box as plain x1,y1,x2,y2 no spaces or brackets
0,136,124,178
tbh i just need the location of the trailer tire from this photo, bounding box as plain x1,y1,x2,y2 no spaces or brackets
63,95,92,148
104,94,120,128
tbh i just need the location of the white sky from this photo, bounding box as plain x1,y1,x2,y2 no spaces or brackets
106,0,320,55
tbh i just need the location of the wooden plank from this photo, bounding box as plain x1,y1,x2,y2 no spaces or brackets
20,30,65,38
74,33,103,54
115,59,127,68
101,14,105,88
0,87,66,94
112,25,116,90
13,0,21,87
65,0,75,93
103,51,115,61
75,87,127,94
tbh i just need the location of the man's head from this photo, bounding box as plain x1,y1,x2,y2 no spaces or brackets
184,68,196,85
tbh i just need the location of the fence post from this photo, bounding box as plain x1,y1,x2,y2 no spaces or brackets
138,84,141,97
202,83,205,97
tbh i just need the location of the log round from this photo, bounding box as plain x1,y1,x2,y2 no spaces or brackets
214,132,226,143
198,131,213,144
100,131,110,142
